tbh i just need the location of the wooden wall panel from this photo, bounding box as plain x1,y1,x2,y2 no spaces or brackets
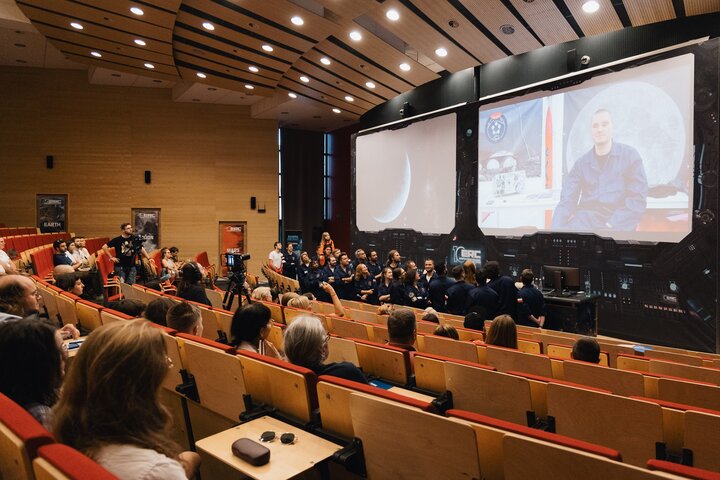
0,66,278,276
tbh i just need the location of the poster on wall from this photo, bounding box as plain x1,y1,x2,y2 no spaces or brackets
131,208,160,252
36,194,68,233
219,221,247,276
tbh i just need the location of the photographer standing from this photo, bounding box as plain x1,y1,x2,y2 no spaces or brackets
102,223,149,285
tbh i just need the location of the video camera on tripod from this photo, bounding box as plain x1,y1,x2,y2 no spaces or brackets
223,252,251,311
225,252,251,273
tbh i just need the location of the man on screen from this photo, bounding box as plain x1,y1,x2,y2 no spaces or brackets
552,109,648,231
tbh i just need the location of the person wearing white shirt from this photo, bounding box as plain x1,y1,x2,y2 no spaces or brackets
268,242,284,273
0,237,17,274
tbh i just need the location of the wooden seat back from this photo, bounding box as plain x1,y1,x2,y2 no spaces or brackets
55,292,78,326
421,335,481,363
562,359,645,396
485,345,553,377
648,358,720,385
354,339,411,385
344,308,379,323
33,444,118,480
656,377,720,411
547,343,609,366
161,332,185,393
327,316,371,341
683,410,720,472
644,349,705,366
75,299,103,331
326,336,360,367
349,393,481,479
36,283,60,324
99,308,133,325
0,393,54,480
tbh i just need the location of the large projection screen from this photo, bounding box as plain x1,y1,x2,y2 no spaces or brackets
478,54,694,242
356,113,457,234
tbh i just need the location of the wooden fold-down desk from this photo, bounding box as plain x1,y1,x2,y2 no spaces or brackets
195,416,342,479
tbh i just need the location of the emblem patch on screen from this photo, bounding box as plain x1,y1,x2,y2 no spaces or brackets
485,112,507,143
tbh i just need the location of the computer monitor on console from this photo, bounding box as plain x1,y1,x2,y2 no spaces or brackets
542,265,581,292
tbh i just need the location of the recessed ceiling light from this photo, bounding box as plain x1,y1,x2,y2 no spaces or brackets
399,63,411,71
386,9,400,21
196,72,206,78
248,65,259,72
300,76,310,83
288,92,297,98
345,96,354,102
582,0,600,12
144,62,155,69
435,47,448,57
261,44,274,52
130,7,144,15
70,22,83,30
500,24,515,35
202,22,215,31
134,39,146,46
349,30,362,41
90,51,102,58
332,108,341,114
291,16,304,26
245,84,254,89
320,57,331,66
365,81,376,89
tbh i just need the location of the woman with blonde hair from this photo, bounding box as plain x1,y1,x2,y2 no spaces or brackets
53,320,200,479
317,232,335,258
485,314,518,349
353,263,377,304
463,260,478,287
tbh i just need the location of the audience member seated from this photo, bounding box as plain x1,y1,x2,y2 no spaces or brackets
106,299,146,318
230,303,281,358
251,286,273,302
169,247,185,269
0,236,18,274
166,302,203,336
434,324,459,340
142,298,175,327
280,291,299,306
387,308,417,352
0,275,79,339
55,272,85,297
446,265,473,316
0,318,65,430
377,267,393,304
464,306,486,331
71,236,91,270
284,315,368,384
571,337,601,363
159,247,178,282
485,314,518,349
52,239,82,270
403,268,428,309
53,320,201,480
177,262,211,306
484,261,519,320
421,308,439,323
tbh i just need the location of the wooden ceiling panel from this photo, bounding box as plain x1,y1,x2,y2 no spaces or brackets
176,64,275,97
176,10,302,64
684,0,720,16
293,58,380,109
564,0,624,37
55,41,177,75
74,0,178,29
17,1,171,42
49,36,173,66
173,25,291,72
173,41,283,83
407,0,506,63
279,74,366,116
62,51,179,81
623,0,675,25
457,0,543,55
303,46,396,101
313,0,379,21
364,0,479,72
507,0,578,45
175,51,276,91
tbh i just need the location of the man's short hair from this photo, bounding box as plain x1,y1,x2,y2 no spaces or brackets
521,269,534,286
52,239,66,250
142,298,175,326
166,302,201,334
0,275,32,316
483,261,500,280
120,223,131,230
274,241,281,248
435,263,447,276
451,265,464,280
106,299,146,317
571,337,601,363
169,246,179,254
388,308,416,343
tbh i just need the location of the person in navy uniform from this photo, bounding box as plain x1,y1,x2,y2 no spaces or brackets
446,265,473,315
465,269,499,323
354,263,378,305
282,243,299,280
517,269,546,328
377,267,394,304
367,250,383,281
552,109,648,231
403,269,428,309
304,259,326,301
333,253,355,300
420,259,437,292
428,263,454,313
322,254,337,284
352,249,367,270
297,252,312,292
389,267,406,306
483,261,518,320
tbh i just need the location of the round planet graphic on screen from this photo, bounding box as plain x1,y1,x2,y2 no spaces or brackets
374,153,412,223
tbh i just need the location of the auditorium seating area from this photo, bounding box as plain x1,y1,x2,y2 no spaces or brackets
11,264,720,479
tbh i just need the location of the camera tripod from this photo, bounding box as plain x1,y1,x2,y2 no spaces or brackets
223,270,252,311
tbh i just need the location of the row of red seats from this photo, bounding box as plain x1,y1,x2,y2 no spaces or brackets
0,226,38,237
30,237,109,278
4,232,69,254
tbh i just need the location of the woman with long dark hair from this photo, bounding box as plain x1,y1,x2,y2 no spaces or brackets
177,262,210,306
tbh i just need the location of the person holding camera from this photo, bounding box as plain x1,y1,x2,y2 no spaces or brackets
102,223,149,285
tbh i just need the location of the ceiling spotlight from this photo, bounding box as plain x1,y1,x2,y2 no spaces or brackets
300,76,310,83
130,7,144,15
248,65,259,72
345,95,354,102
288,92,297,98
365,81,376,89
261,44,274,52
70,22,83,30
90,51,102,58
435,47,448,57
245,84,254,89
399,63,411,71
202,22,215,31
320,57,331,66
582,0,600,12
134,39,146,46
386,9,400,21
500,24,515,35
291,16,304,26
196,72,207,78
144,63,155,69
349,30,362,41
332,108,341,114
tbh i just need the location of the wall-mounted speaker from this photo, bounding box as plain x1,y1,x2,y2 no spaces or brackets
46,155,54,169
566,48,577,72
144,170,151,184
250,197,257,209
